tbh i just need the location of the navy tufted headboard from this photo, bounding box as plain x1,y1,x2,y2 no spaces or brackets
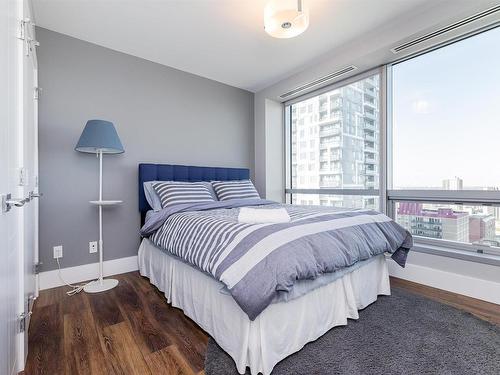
138,163,250,219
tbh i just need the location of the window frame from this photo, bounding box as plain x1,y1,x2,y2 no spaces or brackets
284,67,385,212
283,25,500,262
386,26,500,258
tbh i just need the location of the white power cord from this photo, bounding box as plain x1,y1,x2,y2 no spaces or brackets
56,258,96,296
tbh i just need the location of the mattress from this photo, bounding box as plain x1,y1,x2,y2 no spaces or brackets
138,238,391,375
142,200,411,320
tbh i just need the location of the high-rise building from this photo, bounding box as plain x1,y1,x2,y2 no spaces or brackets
291,75,379,209
442,177,463,190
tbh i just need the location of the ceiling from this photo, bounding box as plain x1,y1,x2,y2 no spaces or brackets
32,0,496,92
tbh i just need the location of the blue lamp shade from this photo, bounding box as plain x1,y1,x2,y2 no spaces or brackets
75,120,124,154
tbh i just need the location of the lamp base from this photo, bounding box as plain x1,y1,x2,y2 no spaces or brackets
83,278,119,293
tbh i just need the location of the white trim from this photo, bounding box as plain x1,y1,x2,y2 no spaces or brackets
279,66,358,102
390,18,500,63
283,67,381,105
285,188,379,196
413,240,500,260
387,259,500,305
379,68,388,215
39,255,138,290
390,6,500,55
387,189,500,204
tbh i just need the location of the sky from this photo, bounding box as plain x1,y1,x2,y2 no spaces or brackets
392,26,500,189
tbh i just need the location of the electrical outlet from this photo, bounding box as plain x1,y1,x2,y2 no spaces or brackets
89,241,98,254
53,245,63,259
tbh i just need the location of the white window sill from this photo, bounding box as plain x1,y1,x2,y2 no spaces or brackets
409,242,500,267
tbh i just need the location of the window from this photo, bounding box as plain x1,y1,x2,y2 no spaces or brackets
395,202,498,246
284,26,500,259
392,27,500,191
389,27,500,254
286,72,381,210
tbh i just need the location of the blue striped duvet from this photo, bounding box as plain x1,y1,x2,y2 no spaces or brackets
141,199,412,320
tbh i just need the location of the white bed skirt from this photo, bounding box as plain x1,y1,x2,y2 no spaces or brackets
138,238,391,375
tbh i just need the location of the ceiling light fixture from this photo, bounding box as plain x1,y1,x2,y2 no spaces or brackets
264,0,309,39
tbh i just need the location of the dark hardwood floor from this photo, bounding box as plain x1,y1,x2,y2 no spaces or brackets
25,272,500,375
26,272,207,375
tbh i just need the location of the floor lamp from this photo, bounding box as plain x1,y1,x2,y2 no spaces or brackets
75,119,124,293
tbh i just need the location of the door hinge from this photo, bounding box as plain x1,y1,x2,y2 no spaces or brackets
18,19,26,41
18,18,35,42
34,86,42,100
18,18,39,56
19,311,32,333
34,262,43,274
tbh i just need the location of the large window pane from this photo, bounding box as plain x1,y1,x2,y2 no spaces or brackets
395,201,500,248
291,194,379,210
392,27,500,190
291,74,380,191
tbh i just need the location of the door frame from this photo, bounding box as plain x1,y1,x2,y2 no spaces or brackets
17,0,39,369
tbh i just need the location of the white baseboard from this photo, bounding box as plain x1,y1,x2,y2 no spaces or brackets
387,260,500,305
39,255,139,290
40,254,500,305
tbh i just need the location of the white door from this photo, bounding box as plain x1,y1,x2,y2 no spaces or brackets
0,0,24,374
0,0,38,373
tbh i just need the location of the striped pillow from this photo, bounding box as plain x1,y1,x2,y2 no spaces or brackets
212,180,260,201
152,181,215,208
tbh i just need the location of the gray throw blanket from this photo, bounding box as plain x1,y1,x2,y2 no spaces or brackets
141,199,413,320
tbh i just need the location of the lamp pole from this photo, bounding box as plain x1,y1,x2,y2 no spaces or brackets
83,148,120,293
98,149,103,284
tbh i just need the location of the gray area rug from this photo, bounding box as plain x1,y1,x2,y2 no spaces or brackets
205,288,500,375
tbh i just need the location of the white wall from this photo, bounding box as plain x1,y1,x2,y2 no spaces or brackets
253,94,266,196
264,98,284,202
254,94,284,202
388,252,500,305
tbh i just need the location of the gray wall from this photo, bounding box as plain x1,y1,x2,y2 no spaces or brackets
37,28,254,271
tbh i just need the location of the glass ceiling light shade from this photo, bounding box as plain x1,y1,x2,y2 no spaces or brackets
264,0,309,39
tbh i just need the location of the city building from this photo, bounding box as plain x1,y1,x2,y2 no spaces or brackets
397,202,469,242
291,75,379,209
442,176,463,190
469,214,496,244
480,187,500,232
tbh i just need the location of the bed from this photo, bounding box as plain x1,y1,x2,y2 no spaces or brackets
137,163,412,375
